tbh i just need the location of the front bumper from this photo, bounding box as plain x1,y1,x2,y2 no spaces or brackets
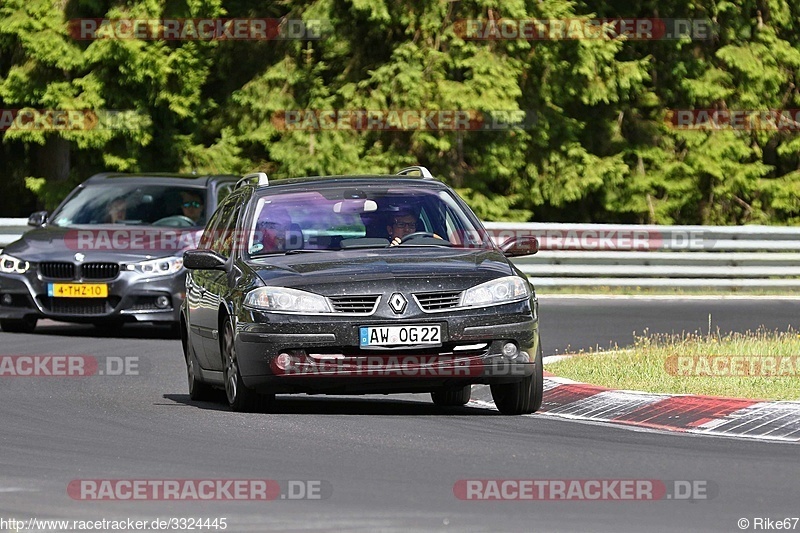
0,270,184,324
234,301,539,395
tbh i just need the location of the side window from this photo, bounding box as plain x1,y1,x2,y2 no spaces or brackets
418,200,446,236
198,204,225,249
444,207,464,245
215,182,235,205
418,208,434,233
210,198,242,258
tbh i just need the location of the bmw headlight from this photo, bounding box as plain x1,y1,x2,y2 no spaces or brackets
461,276,530,308
244,287,332,314
126,256,184,276
0,254,30,274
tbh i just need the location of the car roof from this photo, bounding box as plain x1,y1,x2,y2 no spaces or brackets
82,172,239,187
253,175,449,191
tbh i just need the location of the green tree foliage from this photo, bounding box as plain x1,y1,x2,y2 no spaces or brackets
601,0,800,224
0,0,799,224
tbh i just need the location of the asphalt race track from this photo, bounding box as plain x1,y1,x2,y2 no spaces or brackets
1,298,798,532
540,296,800,354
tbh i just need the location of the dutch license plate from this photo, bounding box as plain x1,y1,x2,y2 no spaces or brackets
360,325,441,347
48,283,108,298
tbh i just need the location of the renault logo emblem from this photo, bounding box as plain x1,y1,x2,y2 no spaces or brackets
389,293,407,314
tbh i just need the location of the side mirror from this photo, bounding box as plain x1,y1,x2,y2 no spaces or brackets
183,249,228,270
28,211,48,227
499,235,539,257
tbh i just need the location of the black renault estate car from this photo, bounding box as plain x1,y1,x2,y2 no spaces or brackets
0,173,238,332
181,167,542,415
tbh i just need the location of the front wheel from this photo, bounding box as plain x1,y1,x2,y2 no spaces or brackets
0,317,38,333
184,326,214,401
490,342,544,415
167,321,182,339
187,353,215,401
431,385,471,406
222,318,271,412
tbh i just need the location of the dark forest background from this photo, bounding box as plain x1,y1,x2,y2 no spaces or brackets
2,0,799,224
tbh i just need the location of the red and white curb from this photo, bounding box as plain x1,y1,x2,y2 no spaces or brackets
472,376,800,442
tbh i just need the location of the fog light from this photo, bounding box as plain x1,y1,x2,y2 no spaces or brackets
155,295,171,309
502,342,519,360
275,353,292,371
1,294,12,305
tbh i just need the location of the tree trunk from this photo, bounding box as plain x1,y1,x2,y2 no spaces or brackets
34,136,71,184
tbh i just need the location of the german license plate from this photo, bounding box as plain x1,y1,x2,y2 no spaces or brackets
360,325,441,346
47,283,108,298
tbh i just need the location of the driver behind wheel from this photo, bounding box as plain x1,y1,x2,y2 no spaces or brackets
387,210,443,246
387,212,419,246
180,191,205,224
105,197,128,224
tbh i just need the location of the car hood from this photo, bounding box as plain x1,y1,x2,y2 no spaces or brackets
249,248,517,294
2,225,203,263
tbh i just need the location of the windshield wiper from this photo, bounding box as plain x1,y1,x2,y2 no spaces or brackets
249,251,289,257
392,242,454,248
251,249,336,257
284,249,335,255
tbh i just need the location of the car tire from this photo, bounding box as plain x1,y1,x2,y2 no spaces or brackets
490,341,544,415
221,318,272,412
0,317,38,333
531,341,544,412
184,327,214,402
168,322,182,339
431,385,471,406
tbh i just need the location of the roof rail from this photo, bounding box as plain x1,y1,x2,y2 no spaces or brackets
236,172,269,189
396,166,434,179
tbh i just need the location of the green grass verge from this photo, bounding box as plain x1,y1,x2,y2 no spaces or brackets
537,285,800,297
545,328,800,401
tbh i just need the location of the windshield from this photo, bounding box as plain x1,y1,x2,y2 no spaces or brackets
50,184,208,228
245,185,492,255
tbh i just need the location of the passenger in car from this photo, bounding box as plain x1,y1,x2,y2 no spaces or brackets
255,207,297,251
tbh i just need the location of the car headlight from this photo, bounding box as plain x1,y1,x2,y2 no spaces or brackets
125,256,184,276
460,276,530,308
244,287,332,314
0,254,30,274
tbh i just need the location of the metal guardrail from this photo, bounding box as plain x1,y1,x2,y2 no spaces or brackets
484,222,800,288
0,218,28,252
3,218,799,288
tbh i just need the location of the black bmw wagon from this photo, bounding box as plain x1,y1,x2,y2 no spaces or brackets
181,167,542,415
